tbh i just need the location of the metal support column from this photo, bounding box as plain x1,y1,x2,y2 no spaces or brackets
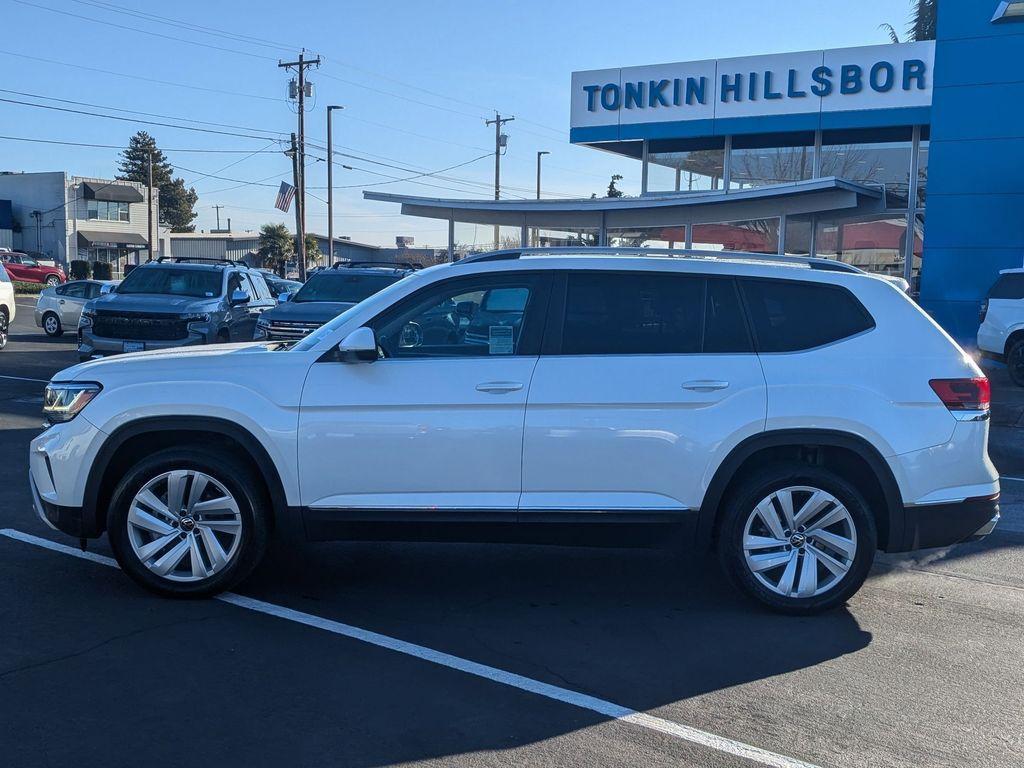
684,223,693,249
520,223,529,248
812,129,823,179
641,141,649,194
778,214,787,255
448,216,456,262
722,135,733,191
599,212,608,246
903,125,922,284
809,215,818,258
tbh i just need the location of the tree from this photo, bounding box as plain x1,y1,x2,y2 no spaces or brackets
881,0,936,42
117,131,198,232
304,234,321,266
606,174,624,198
258,222,293,272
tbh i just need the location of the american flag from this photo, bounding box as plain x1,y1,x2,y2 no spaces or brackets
274,181,296,212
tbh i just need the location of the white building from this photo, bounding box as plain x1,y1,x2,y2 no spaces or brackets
0,171,157,273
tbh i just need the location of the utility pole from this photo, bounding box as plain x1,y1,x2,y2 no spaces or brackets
288,133,303,279
485,112,514,249
279,50,321,281
212,204,224,232
326,105,343,266
534,151,549,248
147,151,154,263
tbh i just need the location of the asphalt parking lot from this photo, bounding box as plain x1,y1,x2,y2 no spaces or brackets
1,297,1022,768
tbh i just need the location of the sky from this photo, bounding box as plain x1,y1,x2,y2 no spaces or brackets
0,0,914,248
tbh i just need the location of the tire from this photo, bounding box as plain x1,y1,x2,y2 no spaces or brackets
43,312,63,337
45,275,61,288
1008,339,1024,388
717,462,877,615
0,311,7,350
106,447,270,598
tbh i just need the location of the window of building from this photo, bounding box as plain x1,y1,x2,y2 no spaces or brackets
916,139,929,208
739,279,874,352
606,225,687,248
729,132,815,189
783,218,813,256
86,200,130,222
646,138,726,193
814,214,919,277
692,218,780,254
819,129,914,208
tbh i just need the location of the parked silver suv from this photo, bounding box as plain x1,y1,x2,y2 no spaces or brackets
78,258,276,361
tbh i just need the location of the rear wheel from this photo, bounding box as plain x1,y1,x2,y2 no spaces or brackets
43,312,62,337
107,447,270,598
1008,339,1024,387
717,463,876,614
0,311,7,350
45,275,61,288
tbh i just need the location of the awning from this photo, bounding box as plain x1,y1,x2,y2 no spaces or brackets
364,177,884,231
77,230,149,248
81,181,145,203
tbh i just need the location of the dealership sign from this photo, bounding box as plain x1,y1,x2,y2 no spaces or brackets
570,41,934,133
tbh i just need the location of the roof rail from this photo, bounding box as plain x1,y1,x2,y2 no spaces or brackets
331,260,423,271
155,256,248,267
454,247,865,274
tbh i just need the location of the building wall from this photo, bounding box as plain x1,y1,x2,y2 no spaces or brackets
0,172,68,263
70,176,156,262
920,0,1024,340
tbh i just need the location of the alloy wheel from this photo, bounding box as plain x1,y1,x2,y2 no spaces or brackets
126,469,243,582
44,315,59,335
742,485,857,599
1010,344,1024,386
46,276,60,287
0,315,7,349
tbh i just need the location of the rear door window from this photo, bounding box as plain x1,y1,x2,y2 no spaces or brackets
988,273,1024,300
739,278,874,352
62,282,88,299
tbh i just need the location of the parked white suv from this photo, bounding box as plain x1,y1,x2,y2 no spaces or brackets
30,249,1000,613
0,261,14,349
978,268,1024,386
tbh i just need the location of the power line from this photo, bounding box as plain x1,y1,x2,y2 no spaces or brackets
0,134,282,153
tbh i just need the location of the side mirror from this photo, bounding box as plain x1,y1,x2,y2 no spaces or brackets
230,289,249,306
278,292,291,303
337,326,378,362
100,283,116,295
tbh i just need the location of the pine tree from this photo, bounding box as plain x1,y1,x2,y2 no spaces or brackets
116,131,198,232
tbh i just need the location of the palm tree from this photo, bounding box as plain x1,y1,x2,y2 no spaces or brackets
880,0,937,43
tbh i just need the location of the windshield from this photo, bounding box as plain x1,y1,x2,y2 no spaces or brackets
116,267,222,298
292,272,401,304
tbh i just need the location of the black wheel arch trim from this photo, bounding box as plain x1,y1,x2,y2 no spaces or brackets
81,415,289,538
697,428,904,551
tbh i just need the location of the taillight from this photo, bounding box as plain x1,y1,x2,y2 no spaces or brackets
979,299,989,324
929,378,991,411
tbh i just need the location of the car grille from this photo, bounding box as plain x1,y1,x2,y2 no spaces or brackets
266,320,321,339
92,311,191,341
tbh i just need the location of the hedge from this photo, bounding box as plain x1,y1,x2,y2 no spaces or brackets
70,260,91,280
13,281,46,295
91,261,112,280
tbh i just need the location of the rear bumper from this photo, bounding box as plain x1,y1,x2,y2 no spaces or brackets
890,494,1000,552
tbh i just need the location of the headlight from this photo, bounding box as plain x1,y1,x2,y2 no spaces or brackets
182,312,212,323
43,382,102,424
79,310,95,328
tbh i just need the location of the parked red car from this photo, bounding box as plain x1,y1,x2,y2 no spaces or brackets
1,252,65,286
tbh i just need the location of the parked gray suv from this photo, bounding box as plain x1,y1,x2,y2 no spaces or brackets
78,258,276,361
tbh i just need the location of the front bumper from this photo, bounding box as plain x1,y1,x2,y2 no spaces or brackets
78,329,208,361
29,417,107,538
892,494,1000,551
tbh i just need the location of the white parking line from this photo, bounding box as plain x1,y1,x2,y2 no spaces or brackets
0,527,817,768
1000,476,1024,483
0,374,49,384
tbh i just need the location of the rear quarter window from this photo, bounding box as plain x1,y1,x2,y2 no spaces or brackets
988,273,1024,300
739,278,874,352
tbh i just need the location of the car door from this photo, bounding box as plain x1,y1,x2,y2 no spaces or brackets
224,271,254,341
297,271,551,518
521,270,767,518
56,281,90,327
4,255,27,282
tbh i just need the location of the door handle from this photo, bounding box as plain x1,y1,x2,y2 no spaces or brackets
682,380,730,392
59,300,65,304
476,381,524,394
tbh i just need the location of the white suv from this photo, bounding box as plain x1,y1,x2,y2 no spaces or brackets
978,268,1024,386
30,249,1000,613
0,261,15,350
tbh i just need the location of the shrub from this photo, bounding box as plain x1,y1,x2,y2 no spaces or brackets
70,259,91,280
13,281,45,295
91,261,112,280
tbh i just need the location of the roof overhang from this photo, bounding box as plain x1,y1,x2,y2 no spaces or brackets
81,181,145,203
77,230,149,248
364,177,884,230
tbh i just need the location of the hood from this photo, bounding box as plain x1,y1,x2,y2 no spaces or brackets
54,341,271,382
261,299,355,324
88,292,220,314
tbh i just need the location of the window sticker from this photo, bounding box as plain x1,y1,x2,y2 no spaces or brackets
488,325,514,355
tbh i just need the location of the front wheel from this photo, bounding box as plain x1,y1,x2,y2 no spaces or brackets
717,463,877,614
0,312,7,350
1008,340,1024,387
107,447,270,598
43,312,62,337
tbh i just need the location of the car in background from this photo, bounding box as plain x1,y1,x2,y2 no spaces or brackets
264,275,303,301
77,257,276,361
254,261,416,341
35,279,117,337
0,262,14,350
1,251,66,286
978,268,1024,386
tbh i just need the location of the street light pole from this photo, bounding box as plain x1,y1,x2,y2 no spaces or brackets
536,151,550,200
326,105,343,266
